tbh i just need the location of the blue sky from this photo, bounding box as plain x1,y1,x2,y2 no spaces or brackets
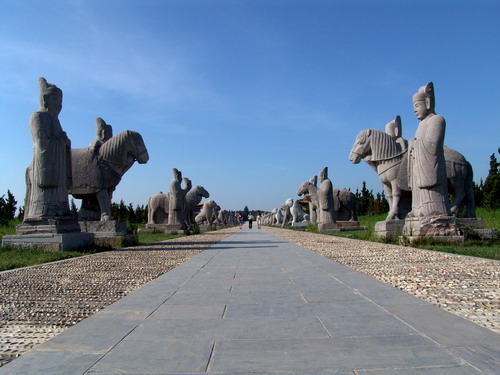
1,0,499,212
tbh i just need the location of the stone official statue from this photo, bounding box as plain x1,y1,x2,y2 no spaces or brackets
24,78,72,220
168,168,186,227
89,117,113,155
408,82,451,217
317,167,336,225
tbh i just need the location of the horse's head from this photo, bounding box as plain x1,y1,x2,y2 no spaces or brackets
349,129,372,164
127,130,149,164
297,180,312,196
195,185,210,199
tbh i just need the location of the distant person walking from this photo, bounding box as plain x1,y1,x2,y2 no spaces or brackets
248,213,254,229
256,214,262,229
237,214,243,229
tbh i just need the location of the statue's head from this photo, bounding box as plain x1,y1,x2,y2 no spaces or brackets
319,167,328,182
173,168,182,181
413,82,435,120
39,77,62,115
95,117,113,141
385,115,402,139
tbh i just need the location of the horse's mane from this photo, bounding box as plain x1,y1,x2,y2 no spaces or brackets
366,129,401,161
100,130,140,163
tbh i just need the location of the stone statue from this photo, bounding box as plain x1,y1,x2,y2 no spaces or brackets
147,192,169,225
408,82,451,217
296,176,319,224
280,202,292,227
24,78,72,220
184,185,210,225
317,167,336,226
70,128,149,221
168,168,186,228
285,198,308,225
349,128,475,220
385,115,407,153
195,200,219,228
334,189,358,221
89,117,113,155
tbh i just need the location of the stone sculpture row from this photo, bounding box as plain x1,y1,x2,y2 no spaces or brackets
144,168,236,233
262,167,361,232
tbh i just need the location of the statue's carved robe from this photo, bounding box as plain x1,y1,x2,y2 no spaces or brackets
168,177,185,226
25,111,71,219
408,114,450,216
318,179,336,224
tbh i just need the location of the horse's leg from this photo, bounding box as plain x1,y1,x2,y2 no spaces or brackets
383,183,397,220
449,177,465,216
96,189,113,221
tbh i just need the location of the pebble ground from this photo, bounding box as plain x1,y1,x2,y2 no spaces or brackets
0,227,238,367
265,226,499,335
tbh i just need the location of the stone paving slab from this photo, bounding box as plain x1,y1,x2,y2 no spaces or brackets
1,228,498,374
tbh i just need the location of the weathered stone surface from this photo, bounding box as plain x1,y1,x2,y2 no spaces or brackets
70,129,149,221
24,78,71,221
375,219,405,238
2,232,93,251
0,227,239,367
266,227,500,335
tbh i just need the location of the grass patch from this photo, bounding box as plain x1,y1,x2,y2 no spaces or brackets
0,246,89,272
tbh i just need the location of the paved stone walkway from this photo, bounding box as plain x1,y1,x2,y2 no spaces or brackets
1,228,498,374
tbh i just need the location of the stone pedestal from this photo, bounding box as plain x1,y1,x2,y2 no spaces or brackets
2,217,93,251
165,224,186,234
403,215,463,243
138,224,168,233
337,221,367,231
374,220,405,238
79,220,131,248
291,222,308,228
317,222,340,232
456,218,498,240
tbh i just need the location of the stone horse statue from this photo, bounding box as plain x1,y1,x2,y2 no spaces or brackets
349,128,475,220
335,189,358,221
147,192,169,225
184,185,210,225
195,200,220,228
296,179,320,223
285,198,309,224
70,130,149,221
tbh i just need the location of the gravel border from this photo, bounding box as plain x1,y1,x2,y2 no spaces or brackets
264,226,499,335
0,227,239,367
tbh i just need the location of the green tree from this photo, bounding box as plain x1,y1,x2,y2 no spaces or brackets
483,148,500,209
473,179,484,208
242,206,249,220
355,181,374,216
0,190,17,225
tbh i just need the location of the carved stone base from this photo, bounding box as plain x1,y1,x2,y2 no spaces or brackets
291,222,308,227
337,221,367,231
165,224,186,234
317,222,340,232
16,216,82,235
78,220,130,248
79,220,127,236
403,215,463,243
138,224,168,233
2,232,94,252
456,218,498,239
375,220,405,238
